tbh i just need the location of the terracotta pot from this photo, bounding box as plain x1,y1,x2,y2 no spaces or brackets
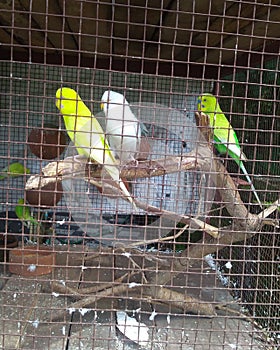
9,245,55,277
26,181,63,208
0,234,18,261
28,126,67,160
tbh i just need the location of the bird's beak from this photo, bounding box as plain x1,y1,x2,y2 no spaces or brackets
100,102,104,110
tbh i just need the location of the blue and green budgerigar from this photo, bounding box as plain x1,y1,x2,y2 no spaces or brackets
197,93,262,207
15,198,40,228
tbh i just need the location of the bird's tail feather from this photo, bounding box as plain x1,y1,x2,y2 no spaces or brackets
104,164,136,209
240,162,262,208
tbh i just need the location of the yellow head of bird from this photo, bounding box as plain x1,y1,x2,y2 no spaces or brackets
17,198,25,205
55,87,81,113
197,93,217,112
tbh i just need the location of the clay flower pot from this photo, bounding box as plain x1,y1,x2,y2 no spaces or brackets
26,181,63,208
0,234,18,262
9,245,55,277
28,126,67,160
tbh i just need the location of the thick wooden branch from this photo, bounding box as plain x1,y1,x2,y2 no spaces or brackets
142,286,216,316
25,152,199,190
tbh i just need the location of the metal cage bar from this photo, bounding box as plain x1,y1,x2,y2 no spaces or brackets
0,1,279,349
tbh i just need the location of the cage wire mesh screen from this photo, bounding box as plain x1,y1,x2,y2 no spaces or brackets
0,1,279,349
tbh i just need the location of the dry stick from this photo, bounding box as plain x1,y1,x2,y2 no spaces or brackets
155,204,278,292
50,271,132,297
49,246,216,320
49,270,139,321
142,286,216,316
131,200,219,239
125,223,189,247
141,163,277,292
259,198,280,219
80,247,172,268
178,200,278,267
50,283,130,322
34,146,271,230
25,153,198,191
50,281,215,322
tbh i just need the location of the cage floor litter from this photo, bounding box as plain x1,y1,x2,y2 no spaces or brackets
0,246,269,350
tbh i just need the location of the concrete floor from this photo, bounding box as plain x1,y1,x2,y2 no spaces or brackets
0,246,273,350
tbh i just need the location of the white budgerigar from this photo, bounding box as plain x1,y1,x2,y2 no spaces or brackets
101,91,142,163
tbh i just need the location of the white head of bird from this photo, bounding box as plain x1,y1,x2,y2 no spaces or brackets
101,91,129,113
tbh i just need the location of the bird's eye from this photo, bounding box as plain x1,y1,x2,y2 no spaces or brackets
203,98,207,102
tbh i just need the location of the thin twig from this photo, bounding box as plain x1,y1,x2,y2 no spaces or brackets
50,271,132,297
126,223,189,247
258,199,280,219
50,283,130,321
133,199,219,238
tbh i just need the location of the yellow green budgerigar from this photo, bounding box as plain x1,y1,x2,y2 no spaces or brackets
55,87,136,208
0,162,30,180
197,93,262,207
15,198,40,227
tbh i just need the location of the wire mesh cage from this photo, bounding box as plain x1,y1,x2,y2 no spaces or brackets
0,1,279,349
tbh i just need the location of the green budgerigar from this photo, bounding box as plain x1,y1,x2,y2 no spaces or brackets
197,93,262,207
0,162,30,180
15,198,40,228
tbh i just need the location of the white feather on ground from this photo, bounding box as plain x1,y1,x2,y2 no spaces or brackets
116,311,149,346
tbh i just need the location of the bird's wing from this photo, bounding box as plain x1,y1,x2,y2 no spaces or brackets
74,118,117,166
106,106,139,132
105,106,141,162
